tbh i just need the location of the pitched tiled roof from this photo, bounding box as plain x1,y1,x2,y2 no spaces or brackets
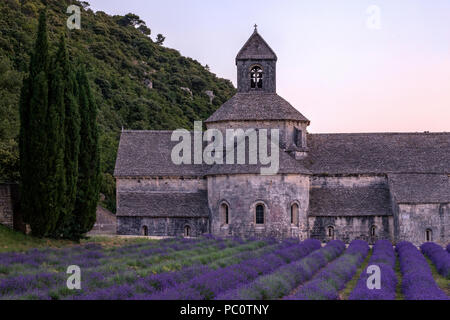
114,131,207,177
305,133,450,175
309,184,392,216
205,93,310,123
117,191,210,217
388,174,450,204
115,131,450,178
236,30,277,61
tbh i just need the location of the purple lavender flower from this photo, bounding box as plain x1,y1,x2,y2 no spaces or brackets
217,240,343,300
349,240,397,300
420,242,450,278
149,239,321,300
288,240,369,300
396,241,448,300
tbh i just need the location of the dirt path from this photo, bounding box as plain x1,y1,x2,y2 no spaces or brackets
338,249,372,300
425,257,450,297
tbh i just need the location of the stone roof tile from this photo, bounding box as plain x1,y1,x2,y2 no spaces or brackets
117,191,209,217
309,184,392,216
114,131,207,177
236,30,277,61
305,132,450,174
205,93,310,123
388,174,450,204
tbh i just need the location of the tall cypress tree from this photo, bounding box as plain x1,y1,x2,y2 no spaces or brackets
72,66,101,239
49,35,81,238
19,10,61,236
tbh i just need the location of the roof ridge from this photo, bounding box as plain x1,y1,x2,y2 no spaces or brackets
236,30,277,62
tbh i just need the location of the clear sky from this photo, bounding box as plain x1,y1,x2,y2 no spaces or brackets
87,0,450,133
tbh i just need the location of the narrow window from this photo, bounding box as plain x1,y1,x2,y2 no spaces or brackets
256,204,265,225
250,66,263,89
142,226,148,236
225,205,229,224
294,128,302,148
426,229,432,242
371,225,376,237
327,226,335,239
184,226,191,237
291,203,299,227
220,203,229,225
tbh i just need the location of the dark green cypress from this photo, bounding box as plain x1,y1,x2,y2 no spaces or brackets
71,66,101,239
19,10,60,237
49,35,81,238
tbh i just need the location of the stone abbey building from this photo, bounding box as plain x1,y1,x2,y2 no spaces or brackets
114,29,450,245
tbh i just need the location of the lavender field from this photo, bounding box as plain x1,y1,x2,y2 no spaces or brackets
0,236,448,300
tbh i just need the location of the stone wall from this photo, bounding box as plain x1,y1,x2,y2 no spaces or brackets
87,206,117,236
308,216,394,244
236,59,276,93
117,216,208,237
308,175,394,244
116,177,209,237
396,203,449,246
207,120,308,150
208,174,310,239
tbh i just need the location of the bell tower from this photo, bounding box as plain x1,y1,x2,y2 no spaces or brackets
236,26,277,93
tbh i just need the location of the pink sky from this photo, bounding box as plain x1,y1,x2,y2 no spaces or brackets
88,0,450,133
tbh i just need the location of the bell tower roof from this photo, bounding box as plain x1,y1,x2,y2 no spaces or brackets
236,27,277,63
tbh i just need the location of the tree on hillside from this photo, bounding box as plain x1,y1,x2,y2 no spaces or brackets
156,33,165,45
19,10,61,237
49,35,80,238
118,13,144,27
138,24,151,36
69,65,101,240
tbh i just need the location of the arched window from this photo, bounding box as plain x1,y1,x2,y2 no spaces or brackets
184,225,191,237
371,225,376,237
250,66,263,89
220,203,229,225
327,226,335,239
142,225,148,236
426,229,432,242
256,204,265,225
291,203,299,227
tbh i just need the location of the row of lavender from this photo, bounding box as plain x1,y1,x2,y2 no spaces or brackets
349,240,448,300
0,237,448,300
284,240,448,301
349,240,397,300
71,238,312,300
420,242,450,279
142,239,322,300
217,240,345,300
287,240,369,300
397,242,448,300
0,236,275,299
